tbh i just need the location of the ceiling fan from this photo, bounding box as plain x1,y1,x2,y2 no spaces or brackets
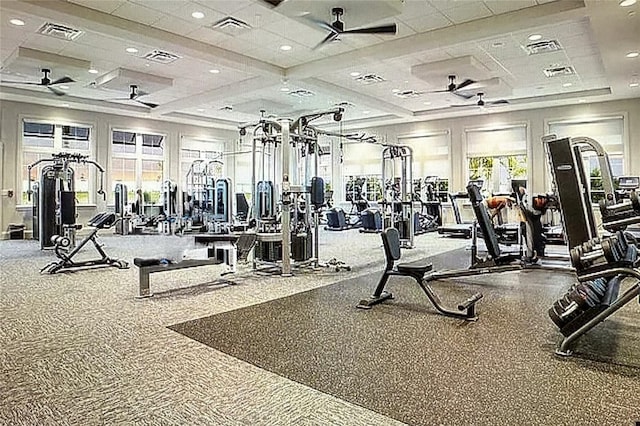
307,7,397,50
450,92,509,108
107,85,158,108
0,68,74,96
429,75,476,99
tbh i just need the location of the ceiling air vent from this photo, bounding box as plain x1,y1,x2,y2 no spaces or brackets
395,90,422,99
37,22,83,41
355,73,386,84
289,89,315,97
524,40,562,55
211,17,252,33
219,106,233,112
543,66,575,77
143,50,181,64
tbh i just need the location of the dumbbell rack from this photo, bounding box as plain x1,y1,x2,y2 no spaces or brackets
550,233,640,356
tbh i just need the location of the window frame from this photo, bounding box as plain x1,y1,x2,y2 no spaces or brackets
109,127,167,205
19,116,96,207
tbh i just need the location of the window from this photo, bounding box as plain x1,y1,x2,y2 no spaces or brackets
179,137,225,193
548,116,624,203
111,129,165,205
466,125,527,194
21,120,93,204
342,141,382,202
399,131,450,202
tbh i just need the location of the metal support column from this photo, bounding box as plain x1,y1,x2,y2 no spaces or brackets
280,118,292,277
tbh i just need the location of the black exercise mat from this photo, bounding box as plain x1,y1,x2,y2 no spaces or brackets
169,249,640,426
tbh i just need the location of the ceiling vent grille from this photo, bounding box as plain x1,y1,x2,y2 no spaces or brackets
143,50,181,64
211,17,252,33
394,90,423,99
219,105,233,112
289,89,315,97
524,40,562,55
37,22,83,41
543,66,575,77
355,73,386,84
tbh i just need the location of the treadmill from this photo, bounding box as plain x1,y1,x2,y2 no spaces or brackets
437,180,483,238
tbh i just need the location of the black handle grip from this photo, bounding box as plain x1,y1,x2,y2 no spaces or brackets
458,292,483,311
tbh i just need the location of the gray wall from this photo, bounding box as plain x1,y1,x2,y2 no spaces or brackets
0,100,238,237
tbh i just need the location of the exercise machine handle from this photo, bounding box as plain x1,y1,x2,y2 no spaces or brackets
458,292,483,311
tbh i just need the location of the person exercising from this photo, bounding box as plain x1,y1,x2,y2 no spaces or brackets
515,186,556,263
485,195,515,223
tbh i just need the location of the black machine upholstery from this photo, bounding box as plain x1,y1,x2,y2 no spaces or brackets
467,183,502,260
381,228,432,277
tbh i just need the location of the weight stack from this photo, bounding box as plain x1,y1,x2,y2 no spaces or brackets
255,240,282,263
292,233,312,261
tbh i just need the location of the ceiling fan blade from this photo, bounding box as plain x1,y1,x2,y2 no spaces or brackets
342,23,397,35
303,15,339,34
260,0,287,7
313,32,339,50
135,99,158,108
50,76,75,85
488,99,509,105
452,91,475,100
1,80,43,85
454,79,475,90
450,104,474,108
47,86,66,96
106,97,134,101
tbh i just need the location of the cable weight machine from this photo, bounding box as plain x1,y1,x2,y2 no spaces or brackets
381,145,415,249
240,108,349,275
28,152,106,250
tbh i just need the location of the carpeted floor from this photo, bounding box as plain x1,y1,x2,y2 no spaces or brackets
2,229,471,425
170,249,640,426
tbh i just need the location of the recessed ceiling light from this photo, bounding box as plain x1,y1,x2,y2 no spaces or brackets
196,108,205,112
528,34,542,41
350,71,361,77
192,11,205,19
62,103,69,107
630,82,640,87
280,87,290,92
280,45,292,51
492,41,505,48
126,47,138,53
626,51,639,58
619,0,636,6
209,69,220,74
392,88,400,93
59,85,69,90
362,110,370,114
9,18,25,26
88,69,99,74
144,63,150,67
563,82,573,87
423,101,432,105
578,99,586,103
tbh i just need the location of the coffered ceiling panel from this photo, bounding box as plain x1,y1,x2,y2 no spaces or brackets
0,0,637,128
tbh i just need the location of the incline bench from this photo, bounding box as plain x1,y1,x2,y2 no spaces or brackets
134,232,257,298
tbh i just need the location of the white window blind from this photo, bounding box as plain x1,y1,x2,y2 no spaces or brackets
398,132,450,179
342,142,382,176
466,125,527,157
548,117,624,154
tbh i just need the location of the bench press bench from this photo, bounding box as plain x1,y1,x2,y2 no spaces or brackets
134,232,257,298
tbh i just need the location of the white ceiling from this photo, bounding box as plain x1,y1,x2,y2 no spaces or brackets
0,0,638,130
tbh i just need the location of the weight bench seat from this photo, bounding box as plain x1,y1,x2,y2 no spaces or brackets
397,260,433,275
357,227,482,320
135,258,223,298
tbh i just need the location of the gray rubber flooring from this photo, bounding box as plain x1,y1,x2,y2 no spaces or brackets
170,250,640,426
